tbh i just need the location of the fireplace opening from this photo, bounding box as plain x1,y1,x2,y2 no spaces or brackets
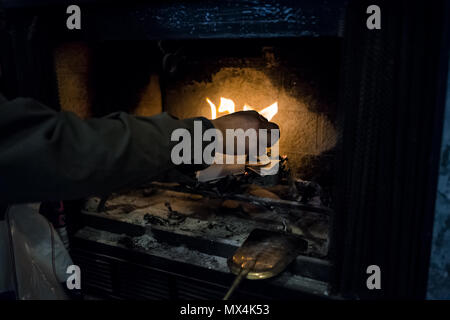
51,37,342,298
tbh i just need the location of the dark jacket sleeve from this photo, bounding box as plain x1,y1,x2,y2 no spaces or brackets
0,95,213,203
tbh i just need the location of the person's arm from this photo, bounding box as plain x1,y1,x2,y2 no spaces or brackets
0,95,213,203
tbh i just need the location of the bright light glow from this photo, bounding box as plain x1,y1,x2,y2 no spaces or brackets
218,97,235,114
206,98,216,119
259,102,278,121
207,97,278,120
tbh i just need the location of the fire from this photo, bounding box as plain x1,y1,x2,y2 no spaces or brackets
217,97,236,114
244,102,278,121
206,98,217,119
206,97,278,121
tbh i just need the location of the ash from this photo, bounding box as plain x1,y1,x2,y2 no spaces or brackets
83,166,331,258
132,233,225,270
78,227,228,271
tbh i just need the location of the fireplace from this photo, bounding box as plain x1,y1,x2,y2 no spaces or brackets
60,37,340,298
1,0,449,300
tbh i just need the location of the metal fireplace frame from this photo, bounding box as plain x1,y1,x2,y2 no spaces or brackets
1,0,449,299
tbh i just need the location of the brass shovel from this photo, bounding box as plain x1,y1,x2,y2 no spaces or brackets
223,228,308,300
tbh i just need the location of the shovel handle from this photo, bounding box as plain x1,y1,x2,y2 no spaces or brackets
223,267,251,300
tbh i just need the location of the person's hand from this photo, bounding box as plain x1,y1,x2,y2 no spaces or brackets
210,111,279,155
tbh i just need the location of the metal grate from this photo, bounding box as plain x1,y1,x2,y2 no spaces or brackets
71,249,264,300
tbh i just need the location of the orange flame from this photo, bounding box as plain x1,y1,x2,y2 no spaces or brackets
244,102,278,121
207,97,278,121
218,97,235,114
206,98,216,119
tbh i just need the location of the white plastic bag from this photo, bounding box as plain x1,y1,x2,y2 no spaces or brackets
3,204,73,300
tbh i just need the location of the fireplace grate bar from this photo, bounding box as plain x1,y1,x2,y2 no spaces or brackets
148,183,333,216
